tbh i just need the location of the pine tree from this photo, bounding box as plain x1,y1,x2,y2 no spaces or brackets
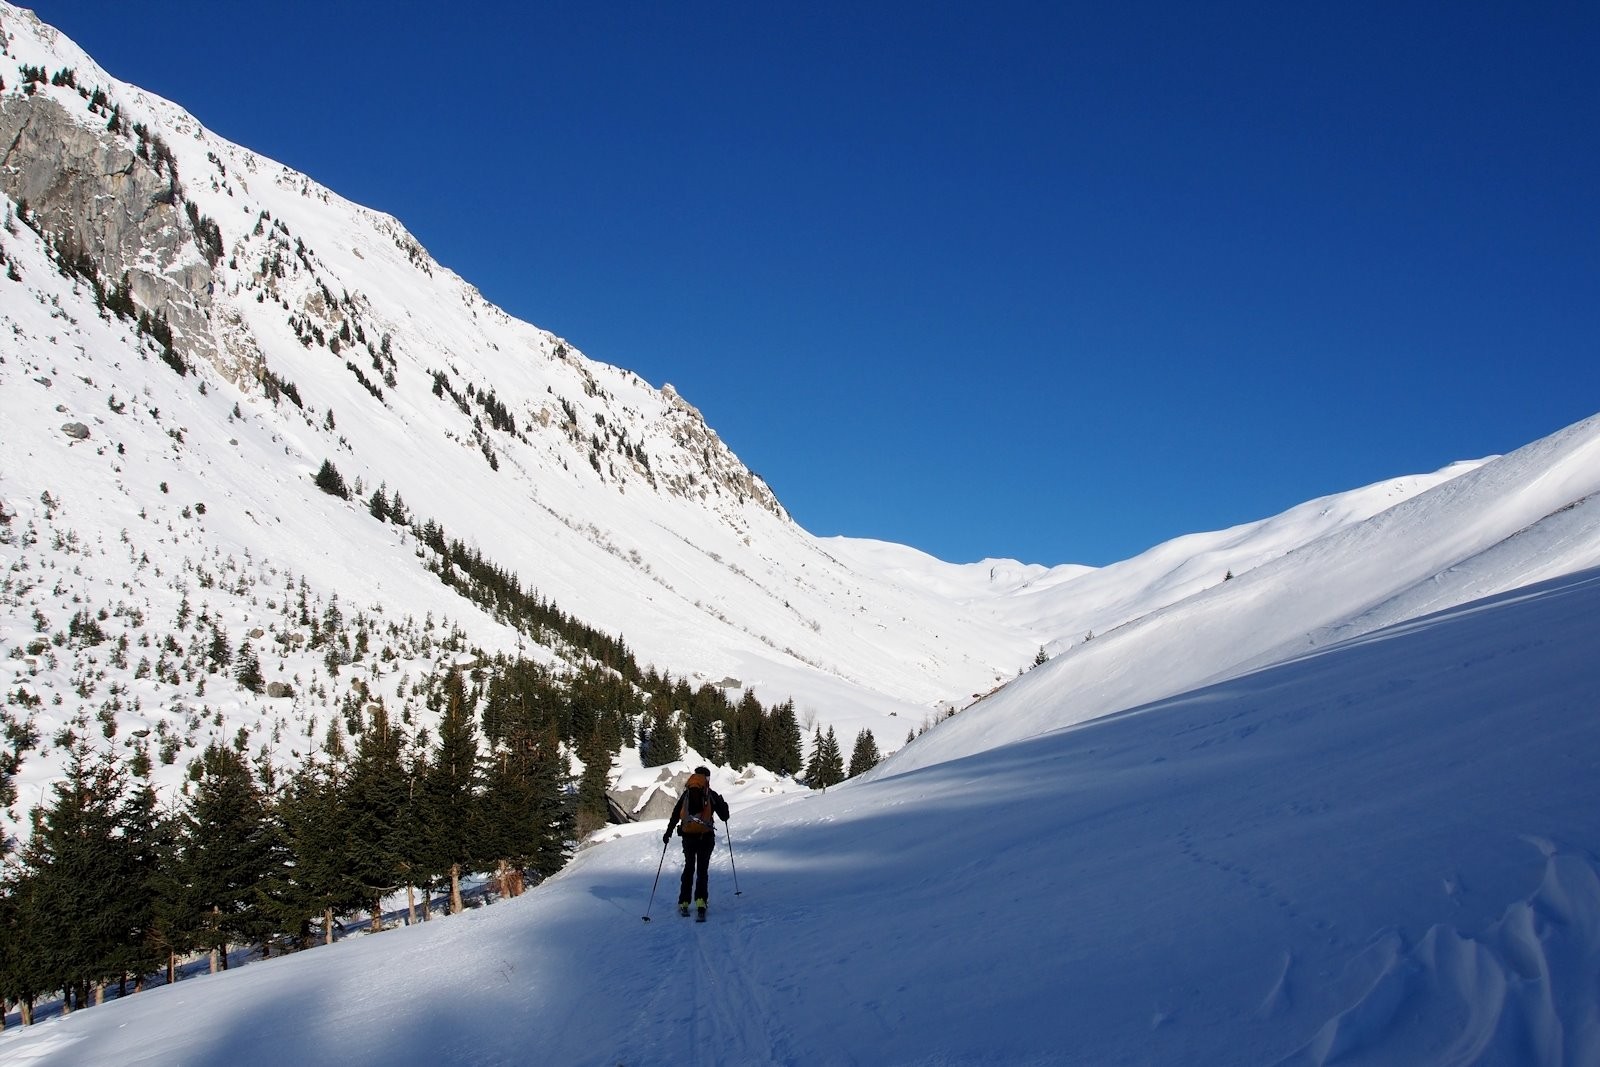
143,789,200,986
423,672,483,914
14,745,134,1009
313,459,349,499
0,746,171,1012
0,864,48,1024
185,743,282,970
639,702,681,767
277,753,361,947
480,727,571,895
763,700,804,777
574,727,613,839
806,727,846,790
688,683,730,765
111,778,175,987
343,702,409,931
388,490,409,526
724,689,765,770
367,485,391,523
206,624,232,672
678,676,718,762
848,729,881,778
234,640,264,693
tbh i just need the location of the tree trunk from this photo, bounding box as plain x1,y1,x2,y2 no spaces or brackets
406,884,417,926
370,899,382,934
449,862,463,915
167,951,177,986
20,996,34,1026
94,982,105,1007
323,907,335,946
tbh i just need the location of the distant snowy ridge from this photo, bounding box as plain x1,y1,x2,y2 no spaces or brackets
885,413,1600,776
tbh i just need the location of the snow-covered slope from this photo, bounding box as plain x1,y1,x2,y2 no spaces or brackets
2,0,1598,828
887,414,1600,776
6,563,1597,1066
0,0,1054,813
4,0,1576,814
5,6,1600,1062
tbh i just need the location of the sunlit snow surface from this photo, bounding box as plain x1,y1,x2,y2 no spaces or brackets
6,567,1599,1065
3,3,1600,1062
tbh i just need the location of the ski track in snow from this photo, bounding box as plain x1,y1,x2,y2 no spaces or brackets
3,567,1600,1064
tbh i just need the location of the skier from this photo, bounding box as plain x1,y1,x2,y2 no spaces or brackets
663,766,730,920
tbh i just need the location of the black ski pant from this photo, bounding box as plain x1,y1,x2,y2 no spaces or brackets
678,831,715,905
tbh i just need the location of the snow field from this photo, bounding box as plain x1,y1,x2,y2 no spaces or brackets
7,566,1599,1065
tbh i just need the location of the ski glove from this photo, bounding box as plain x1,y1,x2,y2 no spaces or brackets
662,829,672,844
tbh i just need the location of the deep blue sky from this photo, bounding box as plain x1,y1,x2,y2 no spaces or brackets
29,2,1600,565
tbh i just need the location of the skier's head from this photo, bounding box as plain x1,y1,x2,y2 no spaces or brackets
694,765,710,777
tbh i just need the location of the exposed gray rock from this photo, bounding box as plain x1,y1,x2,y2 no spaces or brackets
0,93,218,372
658,384,785,518
607,767,692,824
60,421,89,439
265,681,295,699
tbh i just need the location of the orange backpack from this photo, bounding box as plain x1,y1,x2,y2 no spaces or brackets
681,773,714,834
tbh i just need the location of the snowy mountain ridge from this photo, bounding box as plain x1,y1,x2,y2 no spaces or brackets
2,0,1564,818
3,5,1600,1062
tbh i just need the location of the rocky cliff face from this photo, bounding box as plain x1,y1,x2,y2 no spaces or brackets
0,3,784,520
0,88,218,369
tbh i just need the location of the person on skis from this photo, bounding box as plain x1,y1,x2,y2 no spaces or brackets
663,766,730,920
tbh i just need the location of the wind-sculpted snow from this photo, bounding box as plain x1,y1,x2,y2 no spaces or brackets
1282,841,1600,1066
6,566,1599,1065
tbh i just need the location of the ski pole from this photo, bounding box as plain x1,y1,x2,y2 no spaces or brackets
642,836,669,921
722,818,741,896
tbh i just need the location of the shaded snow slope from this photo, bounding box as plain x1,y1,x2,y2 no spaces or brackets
6,565,1598,1066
